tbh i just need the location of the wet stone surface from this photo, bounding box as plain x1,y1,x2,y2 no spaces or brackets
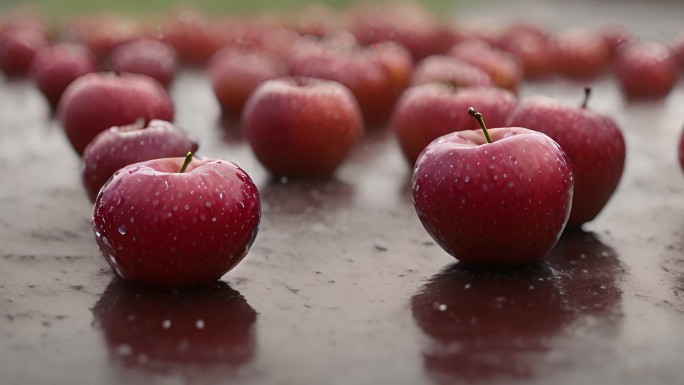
2,2,684,384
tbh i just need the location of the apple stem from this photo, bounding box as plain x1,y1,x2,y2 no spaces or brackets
179,152,193,173
581,87,591,109
468,107,492,144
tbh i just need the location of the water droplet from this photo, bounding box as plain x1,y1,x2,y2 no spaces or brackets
118,225,127,235
162,320,171,329
438,304,447,311
465,283,472,289
211,217,217,222
464,176,470,183
184,204,190,211
196,319,205,329
205,201,212,208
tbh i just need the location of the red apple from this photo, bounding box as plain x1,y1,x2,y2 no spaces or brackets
242,76,363,178
449,39,522,93
110,38,177,87
82,119,198,202
671,33,684,67
208,45,289,118
0,26,48,76
288,33,413,127
92,153,260,288
58,72,174,155
158,9,227,65
507,90,625,228
599,24,632,56
63,15,142,61
614,41,678,100
412,108,573,263
93,279,257,371
410,55,493,88
392,84,517,165
549,29,610,79
497,29,554,79
29,42,98,110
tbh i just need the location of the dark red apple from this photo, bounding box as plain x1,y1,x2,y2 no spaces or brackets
549,29,611,79
412,108,573,263
392,84,517,164
507,90,625,228
288,33,413,127
208,46,289,118
58,72,174,155
614,41,678,100
82,119,198,202
242,76,363,178
448,39,522,93
410,55,492,88
29,42,98,109
92,153,260,288
93,278,257,372
0,26,48,76
110,38,177,87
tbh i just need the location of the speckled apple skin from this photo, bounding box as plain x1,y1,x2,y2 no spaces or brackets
412,127,573,263
92,157,260,288
82,120,198,202
508,96,625,228
392,85,517,165
59,72,174,155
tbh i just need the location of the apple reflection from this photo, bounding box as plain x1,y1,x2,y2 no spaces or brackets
259,178,354,215
411,231,622,383
92,278,257,376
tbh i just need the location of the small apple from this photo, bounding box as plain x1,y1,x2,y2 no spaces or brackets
93,152,260,288
82,119,198,202
549,29,610,79
497,29,553,79
58,72,174,155
392,84,517,165
208,45,289,118
599,24,632,56
448,39,522,93
410,55,492,88
507,89,626,228
93,278,257,371
110,38,178,87
412,108,573,263
29,42,98,110
614,41,678,100
671,33,684,67
62,15,142,61
158,9,227,65
0,26,48,76
288,33,413,127
242,76,363,178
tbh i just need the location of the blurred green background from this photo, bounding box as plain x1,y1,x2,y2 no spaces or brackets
0,0,455,18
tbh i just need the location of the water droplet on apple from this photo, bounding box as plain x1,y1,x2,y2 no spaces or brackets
184,204,190,211
118,225,127,235
196,319,205,329
205,202,212,208
162,319,171,329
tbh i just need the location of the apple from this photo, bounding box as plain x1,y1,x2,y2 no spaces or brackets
671,33,684,67
410,55,492,88
448,39,522,93
158,9,227,65
242,76,363,178
208,45,289,118
412,108,573,263
288,33,413,127
507,89,625,228
92,152,260,288
29,42,98,110
614,41,678,100
58,72,174,155
549,29,610,79
110,38,177,87
82,119,198,202
62,15,142,61
0,26,48,76
599,24,632,56
411,263,564,381
496,29,553,79
93,278,257,371
392,84,517,165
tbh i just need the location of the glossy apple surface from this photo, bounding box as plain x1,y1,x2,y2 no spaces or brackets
29,42,97,109
93,156,260,288
58,72,174,155
614,41,678,99
392,84,517,164
412,125,573,263
110,38,177,87
242,76,363,178
82,119,198,202
507,94,625,228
